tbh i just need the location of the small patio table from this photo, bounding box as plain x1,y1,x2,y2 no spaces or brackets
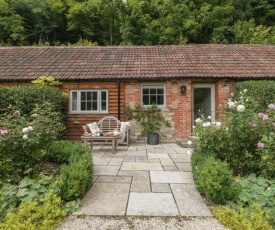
81,135,121,154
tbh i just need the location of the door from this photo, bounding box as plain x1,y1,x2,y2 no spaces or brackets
193,84,215,124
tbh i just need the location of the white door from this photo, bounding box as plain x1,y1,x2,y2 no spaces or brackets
193,84,215,124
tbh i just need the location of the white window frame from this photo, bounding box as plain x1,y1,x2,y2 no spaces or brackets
70,89,108,114
141,83,166,108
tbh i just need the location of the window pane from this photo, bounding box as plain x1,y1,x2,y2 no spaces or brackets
150,88,156,94
87,92,91,100
101,91,106,100
81,92,86,100
92,102,98,110
72,101,77,111
81,102,86,110
157,95,164,105
72,91,77,101
101,101,106,111
143,96,149,105
150,95,157,104
87,102,91,110
92,92,97,100
157,88,164,94
143,88,149,94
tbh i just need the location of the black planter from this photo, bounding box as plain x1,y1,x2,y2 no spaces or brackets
147,132,159,145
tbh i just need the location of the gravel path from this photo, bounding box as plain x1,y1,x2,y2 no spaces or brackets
57,216,229,230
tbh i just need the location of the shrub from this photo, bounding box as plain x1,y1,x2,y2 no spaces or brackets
193,156,240,204
0,175,59,222
227,174,275,228
213,203,273,230
46,140,91,164
0,104,66,182
50,141,93,201
0,190,65,230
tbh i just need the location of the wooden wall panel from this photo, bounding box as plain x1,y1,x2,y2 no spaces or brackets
61,81,126,141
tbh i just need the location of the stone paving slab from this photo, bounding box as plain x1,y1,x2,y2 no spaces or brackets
147,148,177,154
160,158,175,166
176,162,193,172
150,171,194,184
123,155,136,162
171,184,212,216
121,162,163,171
148,153,170,159
127,193,179,216
163,166,178,171
75,183,130,216
118,170,149,177
93,166,120,176
96,176,132,183
93,157,111,166
169,154,191,163
151,183,171,193
108,158,124,166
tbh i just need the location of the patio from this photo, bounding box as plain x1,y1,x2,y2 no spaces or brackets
74,142,212,217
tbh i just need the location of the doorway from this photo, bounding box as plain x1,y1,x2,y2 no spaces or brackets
192,84,215,125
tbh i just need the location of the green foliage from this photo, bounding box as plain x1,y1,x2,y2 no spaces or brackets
227,174,275,227
31,76,62,86
0,190,65,230
56,141,93,201
213,203,273,230
125,104,171,137
0,175,59,222
192,154,240,204
63,199,81,214
46,140,91,164
195,81,275,177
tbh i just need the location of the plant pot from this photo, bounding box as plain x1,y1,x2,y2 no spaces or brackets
147,132,159,145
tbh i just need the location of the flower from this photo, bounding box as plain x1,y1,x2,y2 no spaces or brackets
31,113,38,117
13,110,20,115
216,122,221,127
225,127,229,131
22,127,29,133
243,89,248,93
262,114,268,120
208,116,211,119
257,142,264,148
258,113,264,118
237,105,245,112
202,122,211,127
268,104,275,110
228,101,235,108
195,118,202,123
27,126,33,131
187,140,192,145
23,134,28,140
1,130,9,136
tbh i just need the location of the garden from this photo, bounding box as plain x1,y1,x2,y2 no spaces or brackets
0,84,94,229
192,80,275,230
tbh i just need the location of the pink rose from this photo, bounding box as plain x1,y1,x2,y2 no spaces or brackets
268,104,275,110
13,110,20,115
258,113,264,118
262,114,269,120
257,142,264,148
0,130,9,136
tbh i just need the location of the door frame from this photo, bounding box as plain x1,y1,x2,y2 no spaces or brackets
192,83,216,125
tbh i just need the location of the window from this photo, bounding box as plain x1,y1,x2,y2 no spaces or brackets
141,84,165,107
70,90,108,113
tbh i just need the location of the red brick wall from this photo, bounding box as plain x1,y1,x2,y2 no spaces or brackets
125,79,235,140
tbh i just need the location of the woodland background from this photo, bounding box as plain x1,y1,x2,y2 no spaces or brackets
0,0,275,46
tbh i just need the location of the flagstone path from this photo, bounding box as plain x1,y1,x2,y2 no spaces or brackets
74,143,212,217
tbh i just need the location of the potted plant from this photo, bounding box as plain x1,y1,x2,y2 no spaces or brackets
125,104,171,145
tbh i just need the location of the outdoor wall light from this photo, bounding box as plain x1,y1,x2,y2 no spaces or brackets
180,85,187,94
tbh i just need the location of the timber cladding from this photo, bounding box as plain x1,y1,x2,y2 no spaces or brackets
61,81,125,141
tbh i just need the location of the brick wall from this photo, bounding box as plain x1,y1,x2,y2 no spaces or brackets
125,79,235,140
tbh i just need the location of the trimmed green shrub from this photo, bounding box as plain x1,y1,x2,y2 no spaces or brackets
193,155,240,204
59,151,93,201
213,203,273,230
0,190,65,230
46,140,92,164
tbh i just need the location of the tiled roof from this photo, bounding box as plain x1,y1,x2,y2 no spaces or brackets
0,45,275,81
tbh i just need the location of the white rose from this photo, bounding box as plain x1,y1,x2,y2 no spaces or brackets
187,140,192,145
22,127,29,133
195,118,202,123
206,122,211,127
237,105,245,112
23,134,28,140
216,122,221,127
208,116,211,119
28,126,33,131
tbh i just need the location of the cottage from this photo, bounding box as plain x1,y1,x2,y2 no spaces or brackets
1,45,275,141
